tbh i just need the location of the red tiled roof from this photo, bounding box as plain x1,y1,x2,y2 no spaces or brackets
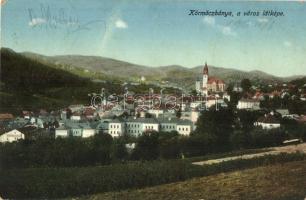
22,111,31,115
83,107,95,116
207,77,225,84
0,113,14,120
297,115,306,123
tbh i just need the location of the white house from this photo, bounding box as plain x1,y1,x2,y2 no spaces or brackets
142,118,159,133
254,113,281,129
237,98,260,110
176,120,193,136
109,119,125,137
158,118,177,133
82,127,95,138
0,129,25,143
206,97,225,108
126,118,143,137
55,127,69,138
71,113,82,121
55,122,96,138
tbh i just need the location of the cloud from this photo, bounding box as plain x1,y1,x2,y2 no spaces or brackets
203,16,215,26
221,26,236,36
203,16,236,37
257,18,269,23
115,19,128,29
283,41,292,47
28,18,46,27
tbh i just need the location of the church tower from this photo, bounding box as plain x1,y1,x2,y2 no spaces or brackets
202,62,208,96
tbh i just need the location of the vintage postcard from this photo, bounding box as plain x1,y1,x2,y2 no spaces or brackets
0,0,306,199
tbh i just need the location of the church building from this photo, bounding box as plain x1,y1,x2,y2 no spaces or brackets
195,62,225,95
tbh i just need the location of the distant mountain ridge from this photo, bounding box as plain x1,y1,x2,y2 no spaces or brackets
5,48,305,89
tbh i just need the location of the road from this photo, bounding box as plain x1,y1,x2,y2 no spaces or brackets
192,143,306,166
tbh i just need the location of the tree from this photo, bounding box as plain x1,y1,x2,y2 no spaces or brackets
112,142,129,161
228,91,242,109
230,130,251,149
91,133,113,164
241,79,252,93
194,109,235,152
236,110,261,131
131,132,159,160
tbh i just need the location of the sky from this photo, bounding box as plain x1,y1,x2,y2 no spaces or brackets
1,0,306,77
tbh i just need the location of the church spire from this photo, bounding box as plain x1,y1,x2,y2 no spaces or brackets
203,61,208,75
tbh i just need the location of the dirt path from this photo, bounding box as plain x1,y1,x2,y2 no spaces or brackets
192,143,306,165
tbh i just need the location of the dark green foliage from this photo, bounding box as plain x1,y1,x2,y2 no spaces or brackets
194,108,235,152
0,152,305,199
236,110,262,131
230,130,251,149
159,131,181,159
1,48,87,92
131,132,160,160
249,128,287,148
112,141,129,161
241,78,252,92
0,135,116,169
228,91,242,109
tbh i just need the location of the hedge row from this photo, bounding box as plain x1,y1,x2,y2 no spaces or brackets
0,152,305,199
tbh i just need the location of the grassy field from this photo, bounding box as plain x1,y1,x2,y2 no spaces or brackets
83,160,306,200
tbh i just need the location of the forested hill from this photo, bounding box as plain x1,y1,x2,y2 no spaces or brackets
0,48,114,113
0,48,159,114
21,50,305,88
1,48,88,93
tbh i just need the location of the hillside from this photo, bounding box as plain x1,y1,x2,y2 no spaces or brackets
1,48,88,92
20,50,304,89
0,48,122,113
85,160,306,200
0,48,170,113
